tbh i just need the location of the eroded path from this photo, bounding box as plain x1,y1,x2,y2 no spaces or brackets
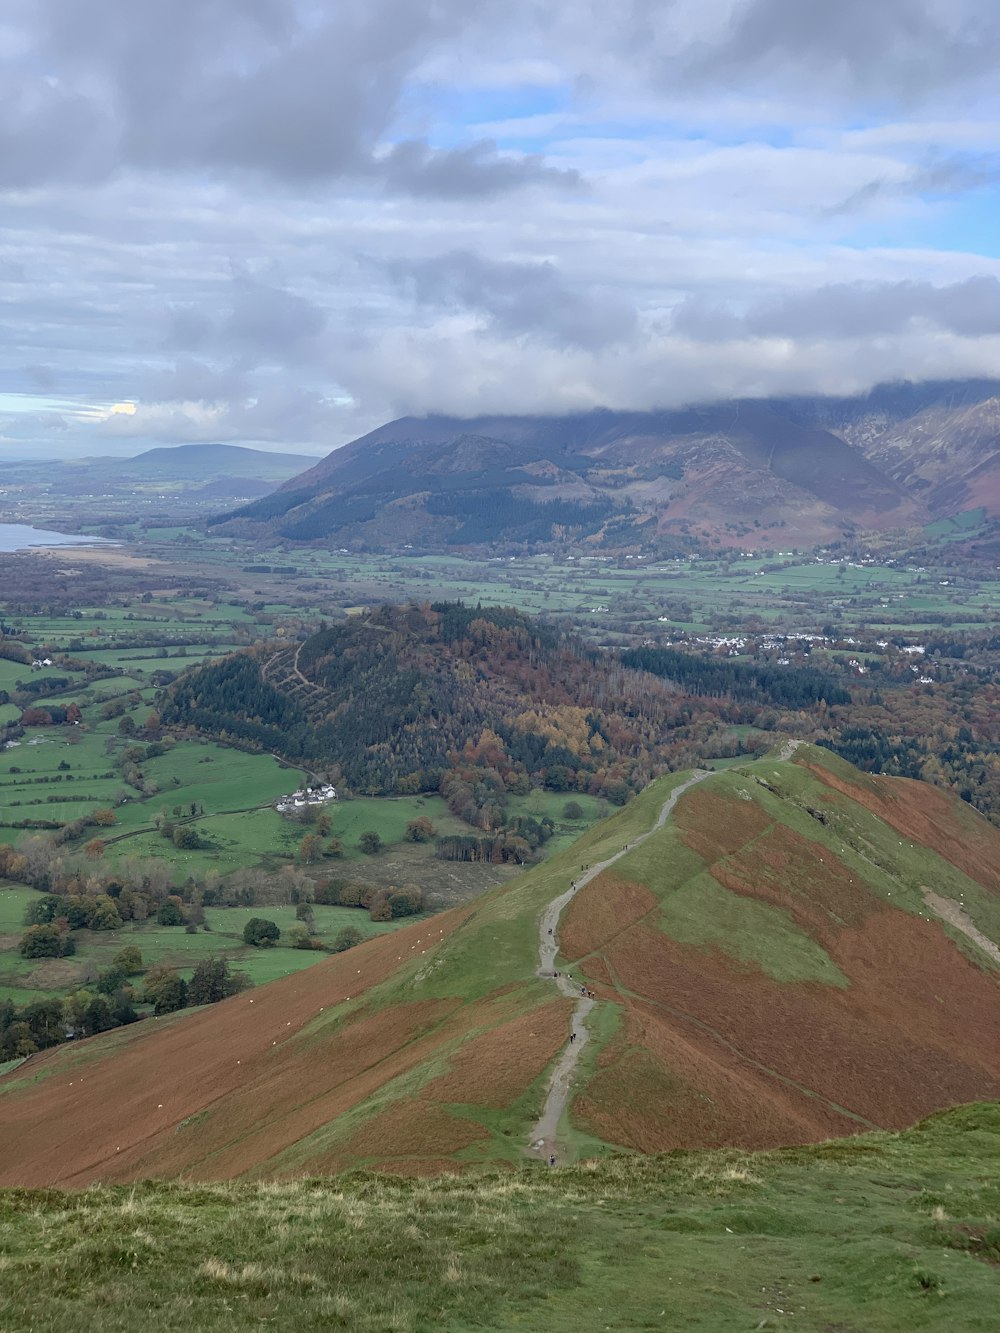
528,770,710,1163
923,889,1000,967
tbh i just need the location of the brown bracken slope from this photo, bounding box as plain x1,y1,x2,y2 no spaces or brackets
561,750,1000,1153
0,746,997,1184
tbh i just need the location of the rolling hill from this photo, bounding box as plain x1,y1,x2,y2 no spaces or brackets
158,602,849,804
212,380,1000,551
0,743,997,1187
5,444,316,502
83,444,315,483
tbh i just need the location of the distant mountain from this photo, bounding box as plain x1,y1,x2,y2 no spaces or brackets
74,444,315,487
2,743,997,1183
212,381,1000,550
120,444,313,480
0,444,317,503
775,379,1000,521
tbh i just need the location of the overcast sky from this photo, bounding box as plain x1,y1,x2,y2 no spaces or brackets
3,0,1000,458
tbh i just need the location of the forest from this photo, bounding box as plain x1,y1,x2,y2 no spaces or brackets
161,603,688,809
621,646,852,708
160,601,1000,827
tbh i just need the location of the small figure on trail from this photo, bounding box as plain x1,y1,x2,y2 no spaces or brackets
548,927,553,935
580,985,587,995
548,1154,557,1167
570,1031,576,1043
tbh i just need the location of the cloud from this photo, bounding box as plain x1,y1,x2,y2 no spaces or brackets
378,139,580,198
2,1,1000,457
385,250,637,349
0,0,569,197
666,0,1000,105
672,276,1000,340
166,274,329,369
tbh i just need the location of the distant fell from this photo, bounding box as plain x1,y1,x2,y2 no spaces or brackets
87,443,314,483
213,379,1000,551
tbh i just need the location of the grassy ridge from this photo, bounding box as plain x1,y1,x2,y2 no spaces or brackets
0,1103,996,1331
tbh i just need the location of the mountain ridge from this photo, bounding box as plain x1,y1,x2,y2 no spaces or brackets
0,743,997,1185
214,379,1000,550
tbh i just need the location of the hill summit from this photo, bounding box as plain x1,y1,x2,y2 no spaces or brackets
0,743,997,1186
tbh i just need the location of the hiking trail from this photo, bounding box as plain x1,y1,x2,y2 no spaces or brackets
529,769,710,1164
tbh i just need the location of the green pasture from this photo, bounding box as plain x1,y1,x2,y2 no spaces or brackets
0,661,69,694
0,729,123,836
0,885,413,1006
925,507,988,539
104,810,302,877
180,544,1000,637
62,644,233,668
504,790,605,853
0,885,37,934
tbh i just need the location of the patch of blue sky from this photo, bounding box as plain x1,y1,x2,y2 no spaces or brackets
838,194,1000,259
398,83,572,149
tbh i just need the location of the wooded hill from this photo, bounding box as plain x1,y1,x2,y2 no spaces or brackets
155,600,1000,827
159,603,855,815
161,603,685,808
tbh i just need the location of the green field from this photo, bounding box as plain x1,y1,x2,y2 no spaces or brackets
0,728,125,842
0,1102,996,1331
0,884,418,1005
0,885,38,934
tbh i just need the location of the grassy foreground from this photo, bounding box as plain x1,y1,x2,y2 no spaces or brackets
0,1104,996,1332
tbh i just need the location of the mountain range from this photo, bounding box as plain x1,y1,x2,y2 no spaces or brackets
214,379,1000,550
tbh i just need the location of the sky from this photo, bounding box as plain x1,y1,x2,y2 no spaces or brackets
2,0,1000,458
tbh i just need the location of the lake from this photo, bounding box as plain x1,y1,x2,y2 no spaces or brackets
0,523,112,552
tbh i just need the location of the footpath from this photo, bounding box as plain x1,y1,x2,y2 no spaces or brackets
528,770,711,1163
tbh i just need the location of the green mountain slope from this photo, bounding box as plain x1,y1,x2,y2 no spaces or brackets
0,745,997,1190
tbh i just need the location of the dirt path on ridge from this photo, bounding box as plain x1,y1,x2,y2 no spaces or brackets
528,769,711,1164
777,737,805,762
923,889,1000,966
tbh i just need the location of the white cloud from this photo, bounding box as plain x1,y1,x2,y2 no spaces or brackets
0,0,999,457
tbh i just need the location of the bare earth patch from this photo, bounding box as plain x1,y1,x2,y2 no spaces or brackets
26,959,88,988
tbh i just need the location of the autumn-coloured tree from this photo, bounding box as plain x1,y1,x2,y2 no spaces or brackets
298,833,322,864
